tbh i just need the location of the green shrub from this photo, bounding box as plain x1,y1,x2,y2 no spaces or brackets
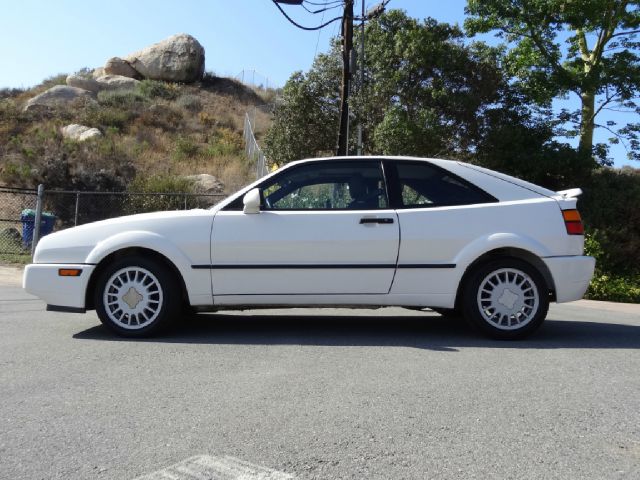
0,161,33,185
176,94,203,112
72,67,93,79
37,73,68,90
172,136,200,161
581,167,640,277
0,88,25,100
0,252,32,265
138,104,183,130
125,175,196,213
205,127,243,157
0,100,28,141
584,230,640,303
128,175,195,193
586,274,640,303
97,89,146,108
80,106,134,131
137,80,178,100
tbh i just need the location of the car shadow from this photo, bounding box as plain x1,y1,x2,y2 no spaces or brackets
72,311,640,351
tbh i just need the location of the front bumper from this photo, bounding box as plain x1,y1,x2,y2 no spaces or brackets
543,255,596,303
23,264,95,310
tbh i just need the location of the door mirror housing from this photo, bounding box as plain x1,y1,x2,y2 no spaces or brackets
243,188,261,214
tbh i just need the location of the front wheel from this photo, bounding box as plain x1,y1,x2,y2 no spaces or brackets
462,259,549,340
94,256,181,337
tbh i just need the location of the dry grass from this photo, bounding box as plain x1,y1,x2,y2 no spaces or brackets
0,73,272,195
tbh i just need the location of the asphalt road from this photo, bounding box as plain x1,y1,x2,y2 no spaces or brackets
1,283,639,480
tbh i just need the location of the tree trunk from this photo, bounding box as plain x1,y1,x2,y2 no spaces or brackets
579,91,595,156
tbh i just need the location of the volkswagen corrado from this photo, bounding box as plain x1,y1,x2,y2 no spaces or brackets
23,157,595,339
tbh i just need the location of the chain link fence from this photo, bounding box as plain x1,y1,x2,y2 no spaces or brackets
0,185,225,261
0,187,38,261
244,113,270,179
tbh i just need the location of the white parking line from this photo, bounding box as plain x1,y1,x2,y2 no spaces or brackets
133,455,295,480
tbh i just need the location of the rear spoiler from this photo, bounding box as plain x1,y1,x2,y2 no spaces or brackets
556,188,583,198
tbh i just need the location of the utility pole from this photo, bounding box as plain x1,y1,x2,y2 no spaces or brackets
271,0,386,157
336,0,354,157
356,0,365,156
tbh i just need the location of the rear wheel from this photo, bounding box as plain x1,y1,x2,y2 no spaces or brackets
462,258,548,340
94,256,181,337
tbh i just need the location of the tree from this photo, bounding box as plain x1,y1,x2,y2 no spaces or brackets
357,13,503,158
264,48,341,165
465,0,640,162
266,11,591,188
267,11,518,163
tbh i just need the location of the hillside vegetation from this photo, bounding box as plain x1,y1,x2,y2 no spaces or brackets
0,73,273,194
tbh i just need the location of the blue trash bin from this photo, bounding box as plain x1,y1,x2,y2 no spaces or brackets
21,209,56,246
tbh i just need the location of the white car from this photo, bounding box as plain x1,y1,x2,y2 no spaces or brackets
24,156,595,339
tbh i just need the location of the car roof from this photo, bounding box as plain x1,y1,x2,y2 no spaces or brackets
289,155,456,167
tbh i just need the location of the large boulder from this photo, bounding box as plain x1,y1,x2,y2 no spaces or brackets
124,34,205,83
24,85,96,112
66,74,101,93
104,57,141,79
61,124,102,142
185,174,225,194
95,74,140,90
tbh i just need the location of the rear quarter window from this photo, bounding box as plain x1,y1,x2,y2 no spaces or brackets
391,161,497,208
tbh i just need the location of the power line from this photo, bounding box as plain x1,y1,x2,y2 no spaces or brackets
314,0,330,58
271,0,343,31
304,0,343,6
331,5,341,38
301,2,342,14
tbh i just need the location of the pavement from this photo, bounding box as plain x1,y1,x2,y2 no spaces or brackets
1,266,639,479
0,264,23,287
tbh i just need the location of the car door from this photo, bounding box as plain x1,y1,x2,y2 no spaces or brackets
210,160,400,296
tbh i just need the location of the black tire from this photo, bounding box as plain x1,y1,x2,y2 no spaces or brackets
182,305,201,322
461,258,549,340
94,255,182,337
431,307,462,318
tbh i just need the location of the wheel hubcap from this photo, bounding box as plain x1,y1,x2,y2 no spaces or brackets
103,267,163,330
477,268,539,330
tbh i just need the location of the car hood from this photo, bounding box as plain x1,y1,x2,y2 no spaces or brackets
33,209,213,264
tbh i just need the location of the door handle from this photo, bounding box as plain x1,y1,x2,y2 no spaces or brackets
360,217,394,225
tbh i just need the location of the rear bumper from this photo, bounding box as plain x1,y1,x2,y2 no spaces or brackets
543,256,595,303
23,264,95,310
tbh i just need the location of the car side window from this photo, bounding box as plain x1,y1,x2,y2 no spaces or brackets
393,162,496,208
260,161,388,210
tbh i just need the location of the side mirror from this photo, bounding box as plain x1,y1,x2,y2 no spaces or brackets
243,188,261,214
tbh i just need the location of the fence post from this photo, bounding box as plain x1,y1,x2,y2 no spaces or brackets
31,184,44,257
184,194,187,210
74,192,80,226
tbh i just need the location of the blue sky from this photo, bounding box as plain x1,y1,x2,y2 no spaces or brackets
0,0,636,166
0,0,458,88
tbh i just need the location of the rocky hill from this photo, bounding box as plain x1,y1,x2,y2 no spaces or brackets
0,34,274,195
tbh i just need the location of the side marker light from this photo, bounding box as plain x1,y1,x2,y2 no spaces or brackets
59,269,82,277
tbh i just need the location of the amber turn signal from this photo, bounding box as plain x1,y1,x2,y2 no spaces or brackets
562,210,581,222
58,269,82,277
562,209,584,235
